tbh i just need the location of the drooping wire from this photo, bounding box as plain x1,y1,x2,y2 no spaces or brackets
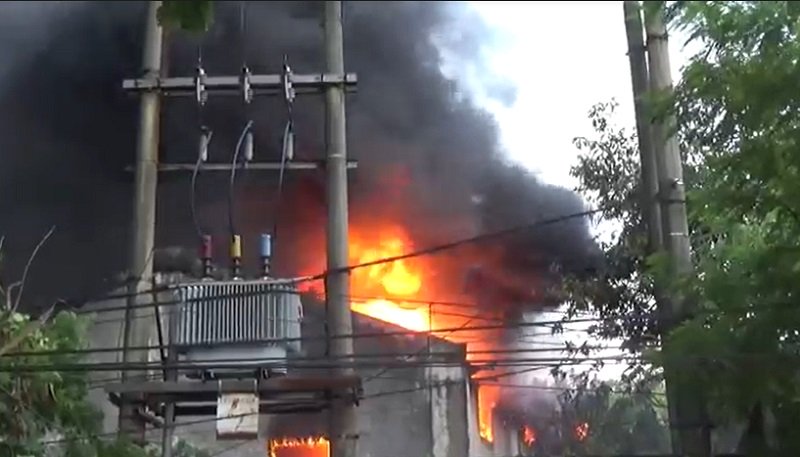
228,121,254,240
191,128,213,240
190,37,210,241
227,0,255,243
272,55,296,267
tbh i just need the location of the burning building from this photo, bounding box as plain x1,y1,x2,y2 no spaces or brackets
85,278,533,457
82,221,557,456
2,1,602,455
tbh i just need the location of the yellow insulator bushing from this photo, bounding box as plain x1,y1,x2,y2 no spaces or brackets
230,234,242,259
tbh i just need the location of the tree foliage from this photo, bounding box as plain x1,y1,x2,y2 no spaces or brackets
0,311,101,457
0,251,209,456
562,380,670,456
523,376,670,456
567,101,661,351
157,1,214,33
666,1,800,452
567,1,800,453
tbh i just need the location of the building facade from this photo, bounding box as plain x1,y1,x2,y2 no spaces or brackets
84,276,525,457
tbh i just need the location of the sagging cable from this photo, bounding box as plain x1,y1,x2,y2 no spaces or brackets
228,120,255,241
191,127,213,241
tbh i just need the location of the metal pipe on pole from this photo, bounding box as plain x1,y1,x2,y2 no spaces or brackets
643,2,711,456
323,2,358,457
119,0,164,443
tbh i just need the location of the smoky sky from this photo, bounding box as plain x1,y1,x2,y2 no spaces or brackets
0,1,599,310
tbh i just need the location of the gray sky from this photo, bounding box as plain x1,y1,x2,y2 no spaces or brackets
467,1,693,190
462,1,698,378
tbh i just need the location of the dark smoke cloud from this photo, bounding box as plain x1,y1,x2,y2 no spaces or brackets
0,1,599,310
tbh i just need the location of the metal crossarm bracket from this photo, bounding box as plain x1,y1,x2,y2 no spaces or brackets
123,160,358,173
123,73,358,97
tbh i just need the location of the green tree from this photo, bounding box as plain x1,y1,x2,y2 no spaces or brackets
565,1,800,454
0,310,101,457
0,246,210,456
664,1,800,453
559,380,670,456
157,1,214,33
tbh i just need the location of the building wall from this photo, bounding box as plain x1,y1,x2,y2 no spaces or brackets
84,280,473,457
465,382,522,457
429,365,469,457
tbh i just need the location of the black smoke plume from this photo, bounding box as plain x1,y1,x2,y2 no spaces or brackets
0,1,599,311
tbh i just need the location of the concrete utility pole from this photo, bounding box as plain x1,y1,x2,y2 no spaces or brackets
623,2,680,453
643,2,711,456
323,2,358,457
623,1,662,254
119,0,164,442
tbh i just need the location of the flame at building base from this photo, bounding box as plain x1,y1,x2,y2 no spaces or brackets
269,437,330,457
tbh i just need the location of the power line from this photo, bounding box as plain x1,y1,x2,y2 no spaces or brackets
0,316,634,360
0,356,633,374
61,204,609,312
17,291,794,362
0,343,620,361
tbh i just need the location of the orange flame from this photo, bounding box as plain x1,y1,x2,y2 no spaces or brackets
522,425,537,447
349,229,429,331
574,422,590,442
477,384,499,443
299,224,504,443
269,437,330,457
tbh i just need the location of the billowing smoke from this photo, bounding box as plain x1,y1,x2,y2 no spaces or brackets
0,1,599,318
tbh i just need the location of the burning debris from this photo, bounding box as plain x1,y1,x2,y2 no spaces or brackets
575,421,590,442
522,425,537,447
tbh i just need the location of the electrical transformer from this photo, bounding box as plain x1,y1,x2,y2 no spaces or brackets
171,279,304,379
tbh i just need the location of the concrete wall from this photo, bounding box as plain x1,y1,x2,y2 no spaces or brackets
84,279,473,457
429,365,468,457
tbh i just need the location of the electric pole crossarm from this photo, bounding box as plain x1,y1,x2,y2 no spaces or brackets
123,160,359,173
122,73,358,96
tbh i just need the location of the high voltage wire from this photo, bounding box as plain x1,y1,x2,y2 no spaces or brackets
29,356,629,372
14,297,795,361
75,284,793,334
7,343,795,374
0,345,622,361
5,202,791,376
7,297,791,363
34,366,567,448
0,317,634,360
31,367,673,453
59,205,608,312
85,296,513,326
0,357,632,373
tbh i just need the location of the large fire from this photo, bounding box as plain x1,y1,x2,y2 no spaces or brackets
269,437,330,457
300,224,501,444
349,231,429,332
